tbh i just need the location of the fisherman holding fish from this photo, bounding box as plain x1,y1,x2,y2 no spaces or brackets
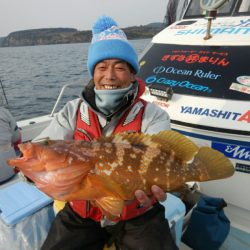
36,15,177,250
8,14,234,250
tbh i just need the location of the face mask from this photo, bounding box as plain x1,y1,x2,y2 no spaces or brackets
94,84,133,115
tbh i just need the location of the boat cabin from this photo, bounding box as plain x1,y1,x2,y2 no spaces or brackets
139,0,250,246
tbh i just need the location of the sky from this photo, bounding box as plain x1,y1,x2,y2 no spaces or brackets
0,0,168,37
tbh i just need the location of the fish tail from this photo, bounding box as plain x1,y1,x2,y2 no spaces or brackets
191,147,234,181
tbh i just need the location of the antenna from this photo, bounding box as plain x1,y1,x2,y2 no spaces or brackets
200,0,228,40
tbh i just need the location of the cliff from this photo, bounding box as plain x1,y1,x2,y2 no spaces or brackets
0,37,5,46
0,24,164,47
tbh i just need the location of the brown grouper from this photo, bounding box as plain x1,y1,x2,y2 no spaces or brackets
7,130,234,219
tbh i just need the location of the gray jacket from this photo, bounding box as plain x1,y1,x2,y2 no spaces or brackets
0,107,20,182
36,80,171,140
0,107,20,146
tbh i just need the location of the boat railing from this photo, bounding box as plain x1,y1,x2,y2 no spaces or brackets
50,82,82,117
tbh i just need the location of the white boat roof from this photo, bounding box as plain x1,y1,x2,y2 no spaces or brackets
153,16,250,46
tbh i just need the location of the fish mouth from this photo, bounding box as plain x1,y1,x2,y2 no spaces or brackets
7,155,26,165
18,143,37,158
7,144,33,166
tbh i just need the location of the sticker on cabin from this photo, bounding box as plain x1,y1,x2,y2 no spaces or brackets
230,83,250,95
180,106,250,124
212,142,250,162
237,76,250,86
235,163,250,174
138,44,250,101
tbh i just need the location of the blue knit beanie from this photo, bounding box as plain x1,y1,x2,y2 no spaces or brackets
87,16,139,77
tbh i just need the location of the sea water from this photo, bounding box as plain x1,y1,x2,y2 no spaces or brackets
0,39,150,121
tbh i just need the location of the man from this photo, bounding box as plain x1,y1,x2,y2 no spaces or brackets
0,106,21,183
39,16,177,250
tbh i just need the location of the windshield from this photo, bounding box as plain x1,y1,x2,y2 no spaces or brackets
138,44,250,101
184,0,250,18
238,0,250,13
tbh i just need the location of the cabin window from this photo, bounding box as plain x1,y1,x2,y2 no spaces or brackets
184,0,239,18
238,0,250,13
138,44,250,101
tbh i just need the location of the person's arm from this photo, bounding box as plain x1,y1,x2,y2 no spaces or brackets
141,102,171,135
0,108,21,146
33,98,81,141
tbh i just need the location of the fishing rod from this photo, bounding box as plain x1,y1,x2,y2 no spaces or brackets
0,77,9,106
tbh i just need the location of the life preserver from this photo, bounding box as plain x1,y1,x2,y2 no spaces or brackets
71,98,156,221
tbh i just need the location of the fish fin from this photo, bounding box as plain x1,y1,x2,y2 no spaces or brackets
152,130,199,161
193,147,235,181
87,174,127,199
62,173,126,201
95,197,124,220
62,174,125,219
86,175,126,219
96,130,198,162
95,132,150,145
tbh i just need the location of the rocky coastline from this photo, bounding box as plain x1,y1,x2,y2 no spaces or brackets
0,24,164,47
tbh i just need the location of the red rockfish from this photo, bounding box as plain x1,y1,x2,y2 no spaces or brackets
7,130,234,219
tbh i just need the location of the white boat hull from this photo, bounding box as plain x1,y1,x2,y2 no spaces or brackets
142,92,250,233
17,115,54,142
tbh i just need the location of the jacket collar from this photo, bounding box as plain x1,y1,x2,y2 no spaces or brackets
81,78,145,120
